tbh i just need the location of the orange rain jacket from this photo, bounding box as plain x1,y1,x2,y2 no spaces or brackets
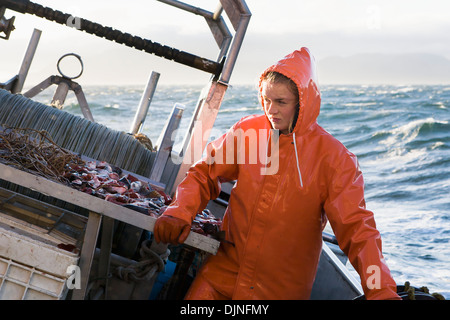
162,48,400,300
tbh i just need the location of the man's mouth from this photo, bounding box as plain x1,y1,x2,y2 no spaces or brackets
270,118,281,123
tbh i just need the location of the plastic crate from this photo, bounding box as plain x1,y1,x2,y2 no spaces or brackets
0,257,68,299
0,224,79,300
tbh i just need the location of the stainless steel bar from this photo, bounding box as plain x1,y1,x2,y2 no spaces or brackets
51,81,69,109
0,75,18,91
12,28,41,94
22,76,53,98
97,216,115,300
129,71,160,135
157,0,232,52
157,0,213,19
72,211,102,300
171,81,228,194
218,1,251,84
73,85,95,122
220,0,251,31
213,4,224,21
150,103,185,182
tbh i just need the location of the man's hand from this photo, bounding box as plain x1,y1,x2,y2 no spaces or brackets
154,214,191,245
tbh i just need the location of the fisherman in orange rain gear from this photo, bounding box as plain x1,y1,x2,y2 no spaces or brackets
154,47,401,300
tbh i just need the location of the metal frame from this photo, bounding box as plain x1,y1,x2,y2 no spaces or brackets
1,1,251,192
218,0,251,84
156,0,232,62
23,75,95,122
0,2,251,300
0,162,220,299
129,71,160,135
0,28,40,93
0,163,220,253
150,103,185,182
160,0,251,193
157,0,251,85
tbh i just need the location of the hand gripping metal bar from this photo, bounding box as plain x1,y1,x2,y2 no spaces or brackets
0,0,223,76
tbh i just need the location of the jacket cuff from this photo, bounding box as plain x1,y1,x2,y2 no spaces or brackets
161,203,193,226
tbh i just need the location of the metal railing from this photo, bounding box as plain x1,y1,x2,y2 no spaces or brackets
1,0,252,192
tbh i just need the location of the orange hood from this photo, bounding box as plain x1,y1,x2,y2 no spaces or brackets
258,47,321,136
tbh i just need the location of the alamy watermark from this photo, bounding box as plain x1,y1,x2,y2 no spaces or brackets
65,6,82,30
66,265,81,290
366,265,381,290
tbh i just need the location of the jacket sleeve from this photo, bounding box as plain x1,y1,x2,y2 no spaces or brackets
163,123,240,224
323,148,400,300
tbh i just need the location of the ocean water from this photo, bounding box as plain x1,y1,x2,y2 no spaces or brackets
31,83,450,298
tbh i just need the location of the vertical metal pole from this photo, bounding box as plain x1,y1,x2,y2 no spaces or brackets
12,28,41,94
150,103,185,182
74,85,95,122
129,71,160,134
51,81,70,109
170,81,228,195
72,211,102,300
218,14,251,84
97,216,115,300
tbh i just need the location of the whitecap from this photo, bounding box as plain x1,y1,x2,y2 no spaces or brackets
342,102,378,107
389,86,417,94
104,103,120,109
430,141,445,150
436,102,448,109
379,117,448,148
219,106,260,113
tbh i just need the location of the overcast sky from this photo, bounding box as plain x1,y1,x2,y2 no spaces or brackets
1,0,449,86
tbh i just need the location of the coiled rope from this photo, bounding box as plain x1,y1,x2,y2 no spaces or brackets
0,126,85,183
353,281,446,300
0,89,155,176
398,281,446,300
115,239,170,282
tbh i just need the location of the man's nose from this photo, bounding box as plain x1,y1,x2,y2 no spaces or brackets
266,102,277,114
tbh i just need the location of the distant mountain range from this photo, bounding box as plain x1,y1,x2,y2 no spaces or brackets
317,53,450,85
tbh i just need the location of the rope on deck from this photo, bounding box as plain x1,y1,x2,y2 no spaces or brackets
0,89,155,177
115,239,170,282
